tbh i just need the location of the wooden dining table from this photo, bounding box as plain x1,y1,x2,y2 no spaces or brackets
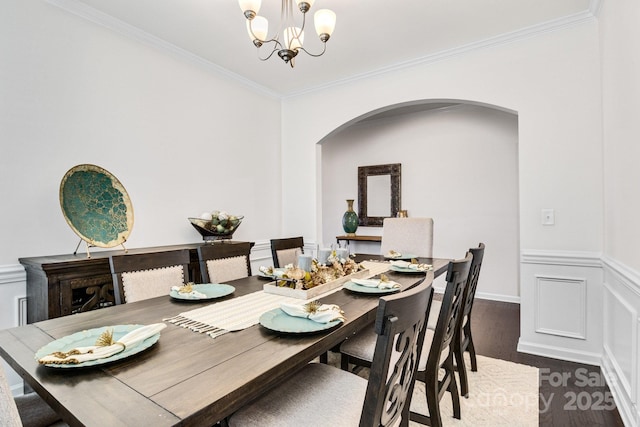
0,256,449,427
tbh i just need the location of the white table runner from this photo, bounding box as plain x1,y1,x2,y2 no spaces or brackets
164,262,389,339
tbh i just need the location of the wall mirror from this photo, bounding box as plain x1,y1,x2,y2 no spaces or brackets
358,163,401,226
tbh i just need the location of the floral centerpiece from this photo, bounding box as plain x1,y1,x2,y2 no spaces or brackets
274,251,362,290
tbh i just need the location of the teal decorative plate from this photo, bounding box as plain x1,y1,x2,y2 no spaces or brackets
343,280,401,295
384,253,418,260
59,164,134,248
257,268,286,280
389,265,429,274
169,283,235,301
35,324,161,369
259,308,342,334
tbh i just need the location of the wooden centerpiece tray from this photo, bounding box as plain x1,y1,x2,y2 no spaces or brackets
263,269,371,300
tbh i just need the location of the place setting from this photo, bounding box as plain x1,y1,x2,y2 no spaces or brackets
342,273,402,295
388,259,433,274
383,249,418,260
169,282,235,301
259,300,345,334
35,323,167,368
257,266,287,280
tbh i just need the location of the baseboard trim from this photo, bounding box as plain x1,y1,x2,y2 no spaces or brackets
517,339,602,366
602,348,636,427
433,285,519,304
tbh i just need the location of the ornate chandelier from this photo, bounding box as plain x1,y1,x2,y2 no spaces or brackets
238,0,336,68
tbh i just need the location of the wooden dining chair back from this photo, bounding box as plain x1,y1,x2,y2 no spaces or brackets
228,272,434,427
270,236,304,268
109,249,190,304
380,217,434,258
410,252,472,427
360,272,435,426
197,242,252,283
1,363,63,427
454,242,485,397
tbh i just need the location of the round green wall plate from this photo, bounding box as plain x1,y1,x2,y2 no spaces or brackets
59,164,134,248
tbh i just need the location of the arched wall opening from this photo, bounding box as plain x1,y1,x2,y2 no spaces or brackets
317,99,520,300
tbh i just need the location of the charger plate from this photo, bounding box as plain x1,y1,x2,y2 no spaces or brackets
170,283,235,301
343,280,401,295
383,253,418,260
259,308,342,334
389,265,431,274
35,324,160,369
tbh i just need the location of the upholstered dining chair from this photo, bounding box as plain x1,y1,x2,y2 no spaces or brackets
109,249,190,304
340,254,472,427
197,242,252,283
432,242,485,398
380,217,434,257
270,236,304,268
228,272,435,427
1,363,66,427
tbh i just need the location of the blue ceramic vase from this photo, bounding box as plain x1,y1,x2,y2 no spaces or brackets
342,199,359,235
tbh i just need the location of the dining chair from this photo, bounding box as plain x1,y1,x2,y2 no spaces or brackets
269,236,304,268
340,253,472,427
109,249,190,304
197,242,253,283
426,243,485,398
1,363,65,427
228,271,435,427
380,217,434,257
452,242,485,397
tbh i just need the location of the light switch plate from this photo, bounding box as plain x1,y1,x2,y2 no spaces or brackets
542,209,555,225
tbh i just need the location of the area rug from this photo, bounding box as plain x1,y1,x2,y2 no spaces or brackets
409,355,539,426
326,353,539,426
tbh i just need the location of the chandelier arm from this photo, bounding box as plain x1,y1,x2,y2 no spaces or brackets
297,43,327,58
246,19,284,50
257,45,281,61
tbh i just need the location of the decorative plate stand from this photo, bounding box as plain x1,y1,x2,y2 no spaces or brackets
59,164,134,258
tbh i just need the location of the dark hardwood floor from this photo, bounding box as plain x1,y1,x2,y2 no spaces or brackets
469,298,624,426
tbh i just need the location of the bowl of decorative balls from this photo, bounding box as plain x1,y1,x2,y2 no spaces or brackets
188,211,243,242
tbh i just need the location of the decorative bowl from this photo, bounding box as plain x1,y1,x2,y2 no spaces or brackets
188,214,243,242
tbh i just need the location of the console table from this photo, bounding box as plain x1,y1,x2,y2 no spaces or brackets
335,235,382,244
18,241,254,323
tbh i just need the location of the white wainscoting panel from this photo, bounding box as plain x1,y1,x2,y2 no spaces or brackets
601,256,640,427
519,250,603,365
535,275,586,339
0,264,27,395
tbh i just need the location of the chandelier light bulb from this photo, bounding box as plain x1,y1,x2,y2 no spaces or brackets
314,9,336,41
238,0,261,19
246,16,268,44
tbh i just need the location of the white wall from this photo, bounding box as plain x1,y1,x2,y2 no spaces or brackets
0,0,283,267
281,21,603,253
599,0,640,425
0,0,283,391
282,19,605,365
321,104,519,301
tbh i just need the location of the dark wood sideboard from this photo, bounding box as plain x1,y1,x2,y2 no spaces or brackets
18,241,254,323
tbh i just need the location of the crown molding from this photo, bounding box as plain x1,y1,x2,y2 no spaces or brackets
285,8,599,98
45,0,280,99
